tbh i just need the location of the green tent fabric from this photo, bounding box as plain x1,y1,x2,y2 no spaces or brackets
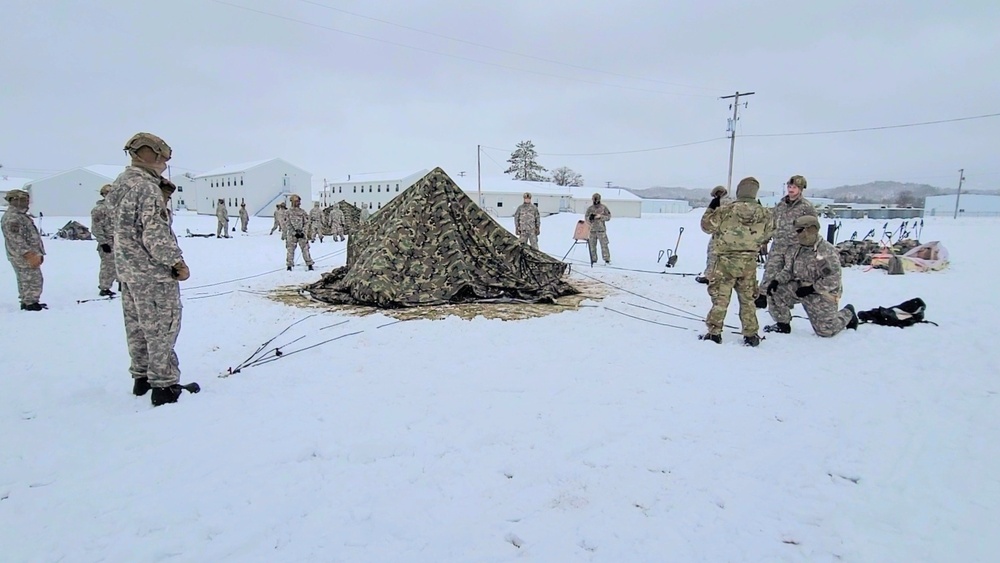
304,168,577,308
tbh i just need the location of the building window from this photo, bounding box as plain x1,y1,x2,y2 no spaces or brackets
497,201,503,207
338,187,342,193
378,186,381,192
353,186,356,193
378,202,381,209
395,185,399,192
240,178,244,186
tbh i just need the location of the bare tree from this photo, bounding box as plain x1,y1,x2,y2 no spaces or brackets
551,166,584,187
896,190,917,207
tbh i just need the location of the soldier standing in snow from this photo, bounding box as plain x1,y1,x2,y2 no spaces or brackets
761,175,817,294
360,204,370,223
238,202,249,233
585,192,611,265
513,192,541,249
107,132,198,406
91,184,117,297
270,203,287,237
762,215,858,337
696,185,729,285
215,199,230,238
328,205,345,242
308,201,325,243
2,189,47,311
699,177,773,346
284,194,314,271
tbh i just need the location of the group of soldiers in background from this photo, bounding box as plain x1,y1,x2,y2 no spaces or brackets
699,174,858,347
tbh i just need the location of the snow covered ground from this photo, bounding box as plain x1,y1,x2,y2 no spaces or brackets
1,209,996,562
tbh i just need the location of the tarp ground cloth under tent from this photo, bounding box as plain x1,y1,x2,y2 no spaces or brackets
303,168,578,308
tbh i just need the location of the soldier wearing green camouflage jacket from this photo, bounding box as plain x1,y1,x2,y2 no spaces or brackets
763,215,858,337
215,199,230,238
108,132,197,406
284,194,314,270
585,193,611,264
762,175,817,288
699,177,773,346
308,201,325,243
514,192,541,249
90,184,117,297
696,185,730,284
2,189,47,310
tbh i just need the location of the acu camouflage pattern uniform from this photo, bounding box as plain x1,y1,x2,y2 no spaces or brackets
107,135,186,390
284,196,314,269
585,193,612,264
238,204,249,233
700,177,773,338
767,215,856,337
270,204,287,237
326,205,346,241
513,193,541,249
762,175,817,287
91,185,117,294
2,190,46,308
308,202,326,243
215,200,230,238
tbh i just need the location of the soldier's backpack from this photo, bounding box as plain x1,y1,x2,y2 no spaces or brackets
857,297,935,328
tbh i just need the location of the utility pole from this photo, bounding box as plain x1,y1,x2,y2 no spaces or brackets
605,181,612,188
458,171,466,177
720,91,755,192
953,168,965,219
477,145,482,206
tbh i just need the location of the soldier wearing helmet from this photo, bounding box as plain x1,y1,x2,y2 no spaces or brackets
283,194,314,271
513,192,541,249
106,132,199,406
584,192,612,265
761,174,818,297
696,185,730,284
2,189,47,310
270,202,287,236
308,200,325,243
90,184,117,297
215,198,231,238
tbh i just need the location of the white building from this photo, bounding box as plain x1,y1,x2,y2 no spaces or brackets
460,178,643,219
640,198,693,214
925,194,1000,217
319,170,429,212
23,165,125,217
758,195,836,208
181,158,312,217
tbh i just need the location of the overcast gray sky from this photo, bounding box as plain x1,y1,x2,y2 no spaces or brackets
2,0,998,192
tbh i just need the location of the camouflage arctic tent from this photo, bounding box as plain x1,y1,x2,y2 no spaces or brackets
304,168,577,308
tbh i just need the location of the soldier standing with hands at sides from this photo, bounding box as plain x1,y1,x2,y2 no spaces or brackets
585,193,611,265
514,192,541,249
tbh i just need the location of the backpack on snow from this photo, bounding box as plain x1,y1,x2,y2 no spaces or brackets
857,297,935,328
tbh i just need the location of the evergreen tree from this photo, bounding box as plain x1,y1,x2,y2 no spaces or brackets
504,140,548,182
551,166,584,187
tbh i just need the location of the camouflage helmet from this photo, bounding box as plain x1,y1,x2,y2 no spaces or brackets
710,185,727,198
4,189,29,203
736,177,760,199
793,215,820,230
523,192,532,199
288,194,302,205
124,132,172,160
592,192,601,203
787,175,807,190
100,184,112,197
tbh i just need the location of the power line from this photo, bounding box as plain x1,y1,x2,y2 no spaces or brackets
294,0,726,94
208,0,711,98
743,112,1000,138
481,137,727,157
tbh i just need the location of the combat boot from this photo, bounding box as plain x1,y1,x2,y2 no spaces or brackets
22,302,47,311
132,376,151,396
151,385,183,406
286,266,292,271
695,276,709,285
698,333,722,344
99,289,116,297
743,334,761,347
763,322,791,334
307,264,314,271
845,304,859,330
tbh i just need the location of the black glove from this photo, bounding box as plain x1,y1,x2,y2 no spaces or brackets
754,294,768,309
795,285,815,298
709,196,721,210
766,280,779,296
588,214,595,221
100,243,112,253
295,231,304,239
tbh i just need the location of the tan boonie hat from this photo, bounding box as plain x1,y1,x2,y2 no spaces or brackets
793,215,820,230
124,132,172,159
788,175,807,189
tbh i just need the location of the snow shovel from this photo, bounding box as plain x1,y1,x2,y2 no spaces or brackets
665,227,684,268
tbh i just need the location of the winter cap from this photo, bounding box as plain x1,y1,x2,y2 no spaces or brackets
523,192,532,199
793,215,820,230
787,175,807,189
592,192,601,202
710,185,727,198
735,177,760,199
4,189,29,202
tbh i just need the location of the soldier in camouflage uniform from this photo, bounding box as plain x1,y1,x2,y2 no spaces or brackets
763,215,859,337
2,189,47,310
360,204,370,223
327,205,346,241
696,185,729,284
284,194,314,271
270,203,287,237
585,193,611,265
699,177,773,346
238,202,249,233
107,132,198,406
90,184,117,297
513,192,541,249
762,175,817,292
215,199,230,238
308,201,325,243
